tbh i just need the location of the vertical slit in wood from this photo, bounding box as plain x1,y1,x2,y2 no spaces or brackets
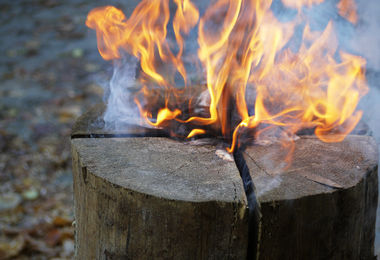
233,148,262,260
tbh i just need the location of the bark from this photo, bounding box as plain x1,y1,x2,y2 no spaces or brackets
243,135,378,259
71,104,378,259
72,136,249,259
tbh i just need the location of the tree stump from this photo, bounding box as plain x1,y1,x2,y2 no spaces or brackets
71,105,250,259
71,104,378,259
243,136,378,259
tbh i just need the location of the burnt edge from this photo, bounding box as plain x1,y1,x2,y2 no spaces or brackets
70,132,215,140
233,148,262,260
72,133,262,259
71,132,170,139
73,103,260,259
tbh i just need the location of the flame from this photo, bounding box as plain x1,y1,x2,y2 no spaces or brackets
230,21,367,149
337,0,359,24
87,0,368,153
281,0,324,11
86,1,199,127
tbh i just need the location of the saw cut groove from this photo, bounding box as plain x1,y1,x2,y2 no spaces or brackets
233,149,261,260
71,104,378,259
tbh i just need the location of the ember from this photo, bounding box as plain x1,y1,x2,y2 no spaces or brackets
85,0,368,152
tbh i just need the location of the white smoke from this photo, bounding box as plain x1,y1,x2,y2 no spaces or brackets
351,0,380,70
94,0,380,254
349,0,380,256
256,176,282,197
102,56,140,130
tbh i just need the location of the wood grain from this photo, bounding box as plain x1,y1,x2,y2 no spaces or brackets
72,137,249,259
244,136,378,259
71,103,378,259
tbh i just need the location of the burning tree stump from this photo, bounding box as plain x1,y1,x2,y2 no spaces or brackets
243,136,379,259
71,104,378,259
71,104,250,259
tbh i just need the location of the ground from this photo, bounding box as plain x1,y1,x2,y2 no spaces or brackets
0,0,111,259
0,0,380,259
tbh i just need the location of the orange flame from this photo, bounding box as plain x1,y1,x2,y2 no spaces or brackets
281,0,324,11
337,0,359,24
87,0,367,153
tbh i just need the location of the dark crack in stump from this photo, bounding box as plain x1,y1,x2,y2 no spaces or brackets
71,103,378,259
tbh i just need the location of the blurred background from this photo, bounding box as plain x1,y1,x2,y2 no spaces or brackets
0,0,379,259
0,0,113,258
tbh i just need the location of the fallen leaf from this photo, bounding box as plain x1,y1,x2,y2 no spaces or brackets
60,227,74,241
53,216,73,227
24,39,41,50
22,187,39,201
44,229,61,246
0,234,25,260
6,108,18,118
61,239,74,257
24,234,57,257
0,193,22,212
86,83,104,96
84,63,101,73
5,50,17,58
71,48,84,58
58,106,82,123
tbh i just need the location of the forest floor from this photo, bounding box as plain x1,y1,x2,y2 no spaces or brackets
0,0,112,259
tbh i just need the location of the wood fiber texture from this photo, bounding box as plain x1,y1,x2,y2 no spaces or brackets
72,104,379,259
244,135,378,259
72,137,249,259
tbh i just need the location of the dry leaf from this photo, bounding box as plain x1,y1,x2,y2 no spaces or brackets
44,229,62,247
0,193,22,212
0,235,25,260
25,234,57,257
61,239,74,257
53,216,73,227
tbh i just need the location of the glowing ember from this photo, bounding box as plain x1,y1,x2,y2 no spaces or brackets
86,0,368,153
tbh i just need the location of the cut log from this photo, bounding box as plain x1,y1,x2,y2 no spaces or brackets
71,103,167,138
72,137,249,259
72,130,249,258
243,136,378,259
71,104,378,259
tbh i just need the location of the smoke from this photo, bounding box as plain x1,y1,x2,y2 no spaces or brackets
360,89,380,257
288,0,380,254
256,176,282,197
346,0,380,256
92,0,380,254
101,56,141,131
347,0,380,256
351,0,380,70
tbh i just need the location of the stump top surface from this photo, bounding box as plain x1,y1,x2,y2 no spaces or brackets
245,135,379,203
72,103,378,205
72,137,246,203
71,103,161,137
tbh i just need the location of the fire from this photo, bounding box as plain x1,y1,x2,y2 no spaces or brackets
281,0,324,11
86,0,368,153
337,0,359,24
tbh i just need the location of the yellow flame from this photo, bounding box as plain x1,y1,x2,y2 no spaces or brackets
337,0,359,24
187,129,206,138
87,0,367,153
